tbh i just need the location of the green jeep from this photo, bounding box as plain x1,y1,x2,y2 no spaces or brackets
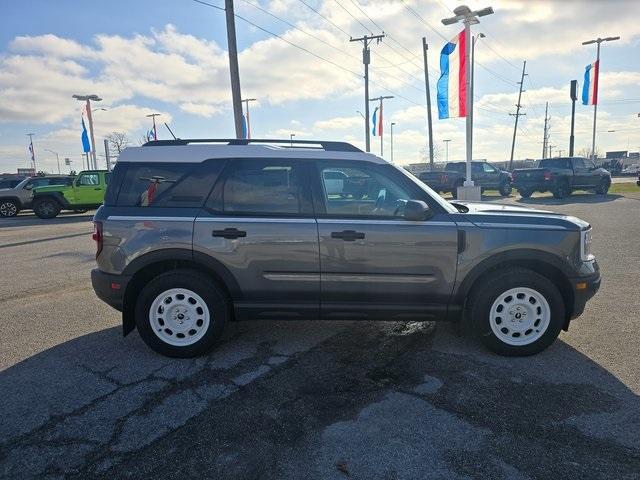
32,170,110,219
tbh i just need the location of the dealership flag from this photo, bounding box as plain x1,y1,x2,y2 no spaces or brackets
437,29,467,119
81,117,91,153
582,60,599,105
371,106,382,136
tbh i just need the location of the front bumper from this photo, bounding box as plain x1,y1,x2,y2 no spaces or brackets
91,269,130,312
568,260,601,320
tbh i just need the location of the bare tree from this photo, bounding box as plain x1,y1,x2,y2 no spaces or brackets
577,146,602,159
106,132,129,158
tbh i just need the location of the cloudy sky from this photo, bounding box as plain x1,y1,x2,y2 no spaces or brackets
1,0,639,173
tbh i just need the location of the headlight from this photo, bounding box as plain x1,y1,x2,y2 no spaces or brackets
581,229,594,261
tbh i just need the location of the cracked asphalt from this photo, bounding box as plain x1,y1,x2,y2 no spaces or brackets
1,193,639,479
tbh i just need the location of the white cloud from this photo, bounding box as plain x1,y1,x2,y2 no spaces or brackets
314,115,361,131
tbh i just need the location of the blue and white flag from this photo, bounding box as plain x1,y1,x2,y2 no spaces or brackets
81,117,91,153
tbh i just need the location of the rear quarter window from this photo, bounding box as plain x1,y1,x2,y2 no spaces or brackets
114,160,225,208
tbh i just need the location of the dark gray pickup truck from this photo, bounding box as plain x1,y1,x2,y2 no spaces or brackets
419,161,512,198
513,157,611,199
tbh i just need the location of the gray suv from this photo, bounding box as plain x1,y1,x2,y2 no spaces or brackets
0,175,73,217
91,139,600,358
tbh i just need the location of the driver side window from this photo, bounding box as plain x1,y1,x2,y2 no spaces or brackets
318,164,413,217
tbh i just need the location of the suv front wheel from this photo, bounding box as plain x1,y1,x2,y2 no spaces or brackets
0,199,19,217
134,269,228,357
467,268,565,356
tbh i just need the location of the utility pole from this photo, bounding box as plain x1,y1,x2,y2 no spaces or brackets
548,144,557,158
104,139,111,172
146,113,162,140
44,149,60,174
541,102,549,158
225,0,244,139
509,60,527,171
422,37,434,167
369,95,393,157
582,36,620,161
350,33,385,152
390,122,396,164
443,139,451,162
569,80,577,157
27,133,36,172
241,98,257,139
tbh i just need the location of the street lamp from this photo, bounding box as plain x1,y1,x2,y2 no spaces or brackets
390,122,396,164
443,139,452,162
442,5,493,200
582,36,620,161
44,149,61,174
72,94,102,169
241,98,257,139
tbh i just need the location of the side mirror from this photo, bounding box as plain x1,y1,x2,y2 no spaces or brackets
404,200,432,221
25,184,33,190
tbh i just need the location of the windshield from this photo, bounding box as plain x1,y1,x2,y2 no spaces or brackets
14,177,31,189
394,165,458,214
539,158,571,169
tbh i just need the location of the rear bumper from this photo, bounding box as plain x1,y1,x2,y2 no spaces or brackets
91,269,130,312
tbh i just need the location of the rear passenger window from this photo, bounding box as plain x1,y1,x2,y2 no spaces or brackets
116,161,224,207
212,160,311,215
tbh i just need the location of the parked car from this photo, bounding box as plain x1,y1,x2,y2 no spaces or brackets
0,175,73,217
92,139,600,358
513,157,611,199
418,161,512,198
32,170,109,218
621,164,640,175
0,177,25,190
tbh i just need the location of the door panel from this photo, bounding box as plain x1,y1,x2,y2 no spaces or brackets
74,172,104,204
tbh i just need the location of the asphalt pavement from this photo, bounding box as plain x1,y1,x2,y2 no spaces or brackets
0,193,639,480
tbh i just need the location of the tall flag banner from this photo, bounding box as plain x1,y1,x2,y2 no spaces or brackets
81,117,91,153
437,29,467,119
28,142,35,162
371,106,382,136
241,114,248,139
582,60,599,106
145,129,155,142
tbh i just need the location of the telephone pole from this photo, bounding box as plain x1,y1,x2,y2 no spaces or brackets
241,98,257,139
422,37,434,167
509,60,527,170
225,0,244,139
369,95,393,157
350,33,385,152
541,101,549,158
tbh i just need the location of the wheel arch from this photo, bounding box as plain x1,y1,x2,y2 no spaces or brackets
0,196,23,209
121,249,242,335
456,250,575,325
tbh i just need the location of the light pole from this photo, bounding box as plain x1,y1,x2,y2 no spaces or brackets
72,94,102,169
241,98,257,139
582,36,620,161
290,133,295,148
45,149,61,174
146,113,162,141
442,5,494,200
443,139,452,162
471,33,484,159
390,122,396,164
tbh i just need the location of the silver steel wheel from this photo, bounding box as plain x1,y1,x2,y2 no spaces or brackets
489,287,551,346
149,288,211,347
0,201,17,217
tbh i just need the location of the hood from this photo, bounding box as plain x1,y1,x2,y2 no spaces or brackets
450,201,590,231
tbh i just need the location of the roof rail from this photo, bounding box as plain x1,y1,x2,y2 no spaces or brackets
143,138,362,153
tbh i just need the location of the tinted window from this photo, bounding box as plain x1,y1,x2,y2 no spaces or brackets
116,161,224,207
482,163,496,173
539,159,570,169
0,179,21,189
215,160,310,215
445,163,465,172
28,178,61,188
318,163,413,217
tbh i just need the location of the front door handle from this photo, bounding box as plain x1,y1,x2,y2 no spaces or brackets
331,230,365,241
212,227,247,239
94,187,102,190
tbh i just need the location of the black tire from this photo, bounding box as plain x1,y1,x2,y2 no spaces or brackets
499,182,512,197
134,269,228,358
33,197,61,219
0,199,19,217
552,181,570,199
518,188,532,199
467,268,565,356
595,178,610,195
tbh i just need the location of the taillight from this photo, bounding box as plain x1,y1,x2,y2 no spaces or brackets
93,221,103,258
543,171,551,181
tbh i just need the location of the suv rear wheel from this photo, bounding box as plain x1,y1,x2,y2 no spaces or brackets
595,178,610,195
467,268,565,356
134,269,228,357
33,197,61,219
0,199,19,217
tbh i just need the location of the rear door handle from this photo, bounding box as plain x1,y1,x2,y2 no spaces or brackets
331,230,365,241
212,227,247,239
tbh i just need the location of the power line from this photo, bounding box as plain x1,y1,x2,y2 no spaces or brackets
334,0,372,35
297,0,350,37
